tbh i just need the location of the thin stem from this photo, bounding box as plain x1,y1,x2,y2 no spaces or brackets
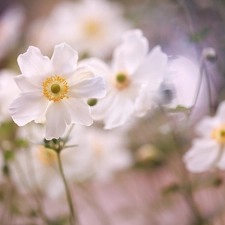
56,151,76,225
204,63,214,116
63,124,75,146
189,57,205,116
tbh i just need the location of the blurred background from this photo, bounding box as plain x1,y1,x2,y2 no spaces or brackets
0,0,225,225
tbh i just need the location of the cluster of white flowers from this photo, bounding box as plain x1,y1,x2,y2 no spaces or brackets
9,29,205,139
0,0,220,206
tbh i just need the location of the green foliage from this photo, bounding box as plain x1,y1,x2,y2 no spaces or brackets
190,27,210,43
162,183,181,195
4,150,14,162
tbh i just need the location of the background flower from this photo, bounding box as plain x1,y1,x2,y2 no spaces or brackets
27,0,131,58
80,29,168,129
184,101,225,172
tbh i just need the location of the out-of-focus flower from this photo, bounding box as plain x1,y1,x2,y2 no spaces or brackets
27,0,131,58
66,125,133,181
11,123,132,197
9,43,106,140
134,48,168,117
184,101,225,172
0,6,25,60
10,124,71,198
80,29,167,129
0,70,20,123
163,56,207,109
135,144,161,162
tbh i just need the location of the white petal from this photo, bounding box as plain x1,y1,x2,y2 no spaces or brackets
51,43,78,77
69,76,106,99
9,91,48,126
45,101,71,140
183,139,219,172
67,66,95,86
18,46,53,85
134,86,156,117
64,98,93,126
168,57,202,108
104,93,134,129
112,29,149,74
14,75,41,92
78,58,111,80
195,116,219,138
132,46,168,87
89,96,112,121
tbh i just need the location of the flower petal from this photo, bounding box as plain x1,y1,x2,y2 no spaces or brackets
67,65,95,86
51,43,78,77
104,92,134,129
132,46,168,87
183,138,219,172
112,29,149,74
9,91,49,126
45,101,71,140
78,58,111,81
195,116,220,138
69,76,106,99
134,85,156,117
18,46,53,85
64,98,93,126
14,75,41,92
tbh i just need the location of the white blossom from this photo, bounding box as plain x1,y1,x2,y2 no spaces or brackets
27,0,131,58
80,29,168,129
9,43,106,140
184,101,225,172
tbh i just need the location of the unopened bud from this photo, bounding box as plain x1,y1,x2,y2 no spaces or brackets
87,98,98,106
202,47,217,62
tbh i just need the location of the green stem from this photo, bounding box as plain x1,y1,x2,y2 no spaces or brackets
56,151,76,225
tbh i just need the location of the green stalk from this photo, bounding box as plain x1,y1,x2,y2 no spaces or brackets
56,151,77,225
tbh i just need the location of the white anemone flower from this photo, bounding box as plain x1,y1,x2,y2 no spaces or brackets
0,70,20,123
184,101,225,172
9,43,106,140
10,124,72,198
80,29,168,129
65,125,133,181
28,0,131,58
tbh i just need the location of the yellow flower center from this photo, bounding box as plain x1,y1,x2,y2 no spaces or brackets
211,124,225,144
113,72,131,90
84,20,102,37
42,75,69,102
36,145,57,166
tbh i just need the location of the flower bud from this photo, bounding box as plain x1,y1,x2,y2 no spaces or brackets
87,98,98,106
202,47,217,62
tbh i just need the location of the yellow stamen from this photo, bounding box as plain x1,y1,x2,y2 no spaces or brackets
42,75,69,102
211,124,225,144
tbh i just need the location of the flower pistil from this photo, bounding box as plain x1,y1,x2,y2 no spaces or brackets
42,75,69,102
